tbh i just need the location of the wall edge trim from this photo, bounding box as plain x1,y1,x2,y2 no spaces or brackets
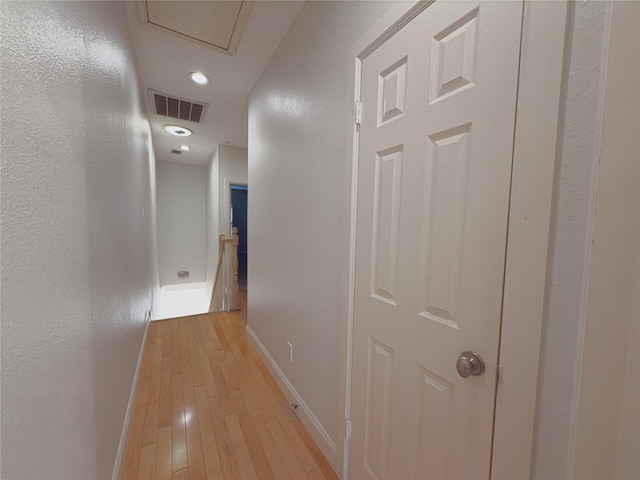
111,316,151,480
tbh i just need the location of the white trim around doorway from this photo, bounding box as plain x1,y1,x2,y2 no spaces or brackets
224,178,248,237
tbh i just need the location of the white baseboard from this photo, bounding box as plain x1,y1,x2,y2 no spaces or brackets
111,314,151,480
246,326,337,471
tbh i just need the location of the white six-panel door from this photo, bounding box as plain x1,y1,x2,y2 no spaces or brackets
350,2,524,478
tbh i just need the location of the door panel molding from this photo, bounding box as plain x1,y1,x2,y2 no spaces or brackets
338,2,569,478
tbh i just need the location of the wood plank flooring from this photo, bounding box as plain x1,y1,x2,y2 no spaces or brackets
122,302,337,480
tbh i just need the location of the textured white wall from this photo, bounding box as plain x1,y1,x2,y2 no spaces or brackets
0,1,156,478
248,1,395,444
572,1,639,476
532,2,612,477
156,161,206,286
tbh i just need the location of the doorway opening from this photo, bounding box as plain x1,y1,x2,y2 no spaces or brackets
230,183,248,290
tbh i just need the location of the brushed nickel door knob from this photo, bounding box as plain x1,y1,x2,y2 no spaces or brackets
456,351,485,378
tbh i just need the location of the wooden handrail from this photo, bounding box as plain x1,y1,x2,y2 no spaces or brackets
209,227,240,312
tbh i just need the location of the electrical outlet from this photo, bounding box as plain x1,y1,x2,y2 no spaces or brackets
286,341,293,363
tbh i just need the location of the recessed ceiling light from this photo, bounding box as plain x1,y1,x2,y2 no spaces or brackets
189,72,210,85
180,144,191,151
163,125,192,136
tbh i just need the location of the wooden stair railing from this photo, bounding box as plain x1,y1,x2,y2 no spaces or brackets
209,227,240,312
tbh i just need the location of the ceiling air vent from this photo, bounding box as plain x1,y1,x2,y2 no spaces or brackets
170,149,182,155
149,90,208,124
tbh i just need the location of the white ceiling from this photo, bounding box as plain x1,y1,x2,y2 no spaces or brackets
125,1,304,166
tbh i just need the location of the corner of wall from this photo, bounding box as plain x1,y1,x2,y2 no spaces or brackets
146,128,162,320
205,146,221,299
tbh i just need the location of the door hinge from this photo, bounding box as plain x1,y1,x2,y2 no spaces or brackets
346,419,352,440
355,101,362,126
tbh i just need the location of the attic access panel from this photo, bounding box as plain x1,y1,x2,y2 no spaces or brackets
136,1,254,56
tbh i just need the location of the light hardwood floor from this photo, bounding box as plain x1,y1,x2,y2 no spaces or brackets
121,299,337,480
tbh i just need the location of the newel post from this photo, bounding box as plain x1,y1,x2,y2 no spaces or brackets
231,227,240,311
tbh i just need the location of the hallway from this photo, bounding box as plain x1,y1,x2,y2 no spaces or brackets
2,1,639,479
122,303,336,480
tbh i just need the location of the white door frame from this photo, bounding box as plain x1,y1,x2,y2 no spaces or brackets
337,2,569,478
224,178,248,236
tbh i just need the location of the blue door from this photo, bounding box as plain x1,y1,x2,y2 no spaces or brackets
230,184,248,289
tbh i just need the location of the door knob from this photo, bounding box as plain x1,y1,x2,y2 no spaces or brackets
456,351,485,378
